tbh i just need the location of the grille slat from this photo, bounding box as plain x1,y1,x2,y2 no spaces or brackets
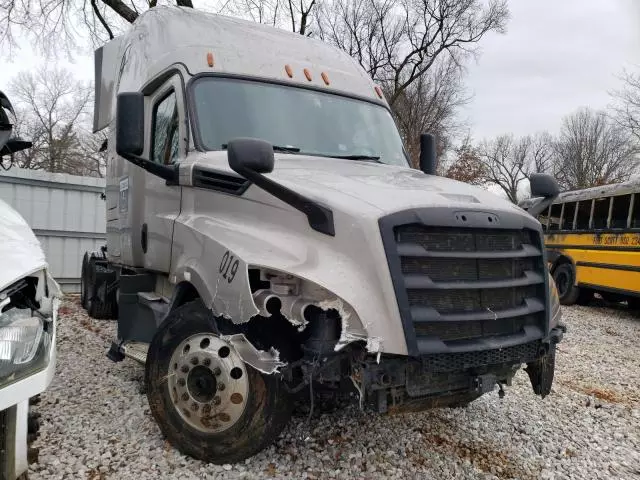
397,243,542,259
392,225,546,346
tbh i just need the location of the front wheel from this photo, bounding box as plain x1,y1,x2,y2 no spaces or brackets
145,300,292,464
553,263,590,305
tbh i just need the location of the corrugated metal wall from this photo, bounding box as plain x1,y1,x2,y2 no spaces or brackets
0,168,106,292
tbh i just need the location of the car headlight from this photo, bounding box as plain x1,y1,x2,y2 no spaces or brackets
548,272,562,329
0,305,51,387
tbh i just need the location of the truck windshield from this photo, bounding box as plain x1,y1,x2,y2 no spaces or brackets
191,77,409,167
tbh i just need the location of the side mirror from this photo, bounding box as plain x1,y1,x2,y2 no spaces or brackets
529,173,560,198
419,133,437,175
114,91,177,183
116,92,144,159
525,173,561,218
227,138,275,175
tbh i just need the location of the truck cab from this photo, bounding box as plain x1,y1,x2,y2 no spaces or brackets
83,6,565,464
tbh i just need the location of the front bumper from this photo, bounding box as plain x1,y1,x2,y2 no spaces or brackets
359,325,565,413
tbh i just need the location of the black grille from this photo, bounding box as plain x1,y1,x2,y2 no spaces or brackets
421,341,542,373
392,225,546,348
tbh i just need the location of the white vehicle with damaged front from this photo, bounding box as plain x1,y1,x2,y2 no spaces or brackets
0,89,60,480
0,201,60,480
83,7,566,465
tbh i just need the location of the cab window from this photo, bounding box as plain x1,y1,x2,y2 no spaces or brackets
152,91,179,164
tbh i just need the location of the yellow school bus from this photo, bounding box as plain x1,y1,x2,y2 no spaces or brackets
521,179,640,308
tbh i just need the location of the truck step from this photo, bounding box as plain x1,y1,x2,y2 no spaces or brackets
122,341,149,365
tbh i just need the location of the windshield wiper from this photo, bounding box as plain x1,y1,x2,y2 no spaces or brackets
324,154,381,162
221,144,300,153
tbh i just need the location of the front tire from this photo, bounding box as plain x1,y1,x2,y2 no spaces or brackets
145,300,292,464
553,263,586,305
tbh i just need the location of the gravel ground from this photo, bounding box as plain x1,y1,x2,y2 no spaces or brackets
28,297,640,480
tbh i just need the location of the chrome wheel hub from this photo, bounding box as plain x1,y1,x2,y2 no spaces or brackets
168,334,249,433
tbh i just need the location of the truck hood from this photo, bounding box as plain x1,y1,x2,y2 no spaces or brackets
192,153,525,217
0,199,47,292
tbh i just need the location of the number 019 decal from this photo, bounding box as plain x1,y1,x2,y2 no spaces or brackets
219,251,240,283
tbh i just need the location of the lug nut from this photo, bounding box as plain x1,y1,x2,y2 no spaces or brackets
213,396,221,405
181,365,189,373
191,357,199,365
203,358,211,367
218,412,230,422
218,383,225,391
182,392,189,401
213,367,221,376
202,404,211,414
191,402,199,411
178,378,186,387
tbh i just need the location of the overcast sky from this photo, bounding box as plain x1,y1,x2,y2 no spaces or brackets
463,0,640,140
0,0,638,142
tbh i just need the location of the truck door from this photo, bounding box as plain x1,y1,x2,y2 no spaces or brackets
140,76,185,272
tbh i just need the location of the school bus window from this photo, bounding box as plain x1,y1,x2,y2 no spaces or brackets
632,194,640,228
591,197,609,229
611,194,632,229
562,202,576,230
538,205,550,231
548,203,561,230
575,200,591,230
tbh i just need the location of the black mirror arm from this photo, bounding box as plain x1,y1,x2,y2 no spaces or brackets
119,151,179,184
234,166,335,236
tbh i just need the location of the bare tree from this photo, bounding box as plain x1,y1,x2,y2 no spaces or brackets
6,67,104,176
0,0,196,53
388,58,469,168
317,0,508,108
611,70,640,144
527,131,555,175
553,108,639,190
479,134,532,203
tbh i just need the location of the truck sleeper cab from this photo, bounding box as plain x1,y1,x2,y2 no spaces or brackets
82,6,565,464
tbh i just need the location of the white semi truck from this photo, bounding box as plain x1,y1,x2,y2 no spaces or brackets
0,91,60,480
82,6,565,464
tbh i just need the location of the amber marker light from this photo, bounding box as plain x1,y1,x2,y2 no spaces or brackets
303,68,312,81
321,72,330,85
207,52,214,67
285,65,293,78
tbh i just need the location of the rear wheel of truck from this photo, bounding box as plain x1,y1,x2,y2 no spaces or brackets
553,263,590,305
145,300,292,464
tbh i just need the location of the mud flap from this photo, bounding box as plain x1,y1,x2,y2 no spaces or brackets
525,346,556,398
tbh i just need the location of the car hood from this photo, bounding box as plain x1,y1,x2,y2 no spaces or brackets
191,152,526,217
0,199,48,292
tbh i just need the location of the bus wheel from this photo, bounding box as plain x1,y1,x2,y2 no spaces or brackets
553,263,582,305
627,297,640,310
145,300,292,464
